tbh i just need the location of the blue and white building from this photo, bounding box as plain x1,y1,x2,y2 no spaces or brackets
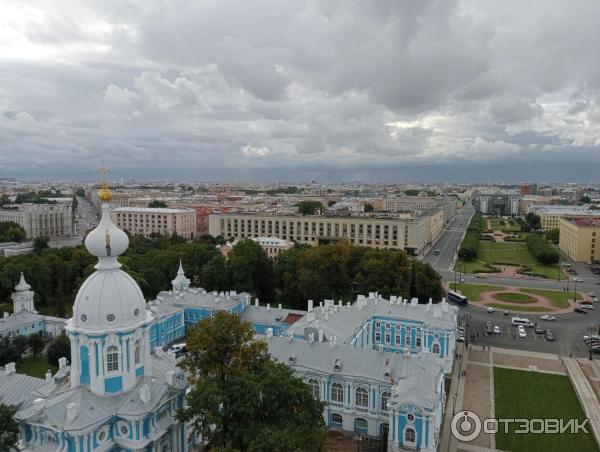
15,198,188,451
7,192,457,452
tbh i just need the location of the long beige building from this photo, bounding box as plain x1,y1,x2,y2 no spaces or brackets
559,217,600,262
111,207,197,239
0,203,73,239
530,205,600,231
208,212,435,255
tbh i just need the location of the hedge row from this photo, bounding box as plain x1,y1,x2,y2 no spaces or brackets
525,234,560,264
458,213,484,260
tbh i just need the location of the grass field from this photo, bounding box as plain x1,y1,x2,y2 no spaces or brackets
0,303,12,314
478,242,562,279
494,367,598,452
490,217,521,231
16,356,57,379
487,303,552,312
449,283,505,301
492,292,537,303
454,259,500,274
520,288,581,308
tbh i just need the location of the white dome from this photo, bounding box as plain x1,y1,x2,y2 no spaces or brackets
85,204,129,265
73,269,148,330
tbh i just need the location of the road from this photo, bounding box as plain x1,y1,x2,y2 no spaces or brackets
422,206,474,271
74,196,99,237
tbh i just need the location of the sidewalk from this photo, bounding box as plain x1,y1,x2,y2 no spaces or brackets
562,357,600,446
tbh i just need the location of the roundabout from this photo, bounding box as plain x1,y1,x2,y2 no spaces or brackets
491,292,537,304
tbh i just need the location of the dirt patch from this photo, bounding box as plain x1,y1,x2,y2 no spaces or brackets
493,353,566,374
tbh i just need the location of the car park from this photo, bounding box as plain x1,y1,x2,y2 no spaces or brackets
487,307,496,313
540,314,555,321
544,329,555,341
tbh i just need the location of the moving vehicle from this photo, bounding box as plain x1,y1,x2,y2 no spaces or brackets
540,315,555,321
487,307,496,313
433,249,440,255
476,273,487,279
447,291,468,306
518,326,527,338
573,277,584,282
544,329,555,341
574,307,588,314
512,317,534,327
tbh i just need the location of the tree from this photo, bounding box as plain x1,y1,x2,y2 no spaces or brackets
0,403,19,451
227,239,274,302
0,194,10,207
201,254,229,291
580,195,592,203
46,335,70,367
296,200,323,215
147,200,168,208
327,200,336,207
364,203,374,212
525,212,541,231
33,236,49,253
178,312,325,451
544,229,560,244
0,221,26,242
27,333,45,358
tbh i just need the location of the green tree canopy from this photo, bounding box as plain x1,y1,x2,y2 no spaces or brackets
178,311,325,451
27,333,45,358
33,236,49,253
227,239,274,302
147,200,168,208
47,335,70,367
364,203,374,212
0,403,19,451
544,229,560,244
296,200,323,215
0,221,26,242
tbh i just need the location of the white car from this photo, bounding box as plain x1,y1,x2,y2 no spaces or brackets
518,326,527,338
540,315,555,321
487,307,496,313
573,277,584,282
582,304,595,310
493,325,501,336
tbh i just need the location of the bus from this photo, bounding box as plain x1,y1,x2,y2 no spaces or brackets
447,291,468,306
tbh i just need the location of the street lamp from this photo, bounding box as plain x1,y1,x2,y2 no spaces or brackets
574,279,578,304
590,325,594,361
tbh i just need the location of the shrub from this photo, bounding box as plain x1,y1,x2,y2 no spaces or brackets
525,234,559,264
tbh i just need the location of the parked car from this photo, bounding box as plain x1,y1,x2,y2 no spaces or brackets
540,314,555,321
573,277,584,282
456,336,465,343
487,307,496,313
535,325,544,334
503,310,510,316
493,325,501,336
486,324,494,335
574,307,588,314
544,329,555,341
518,326,527,338
582,304,595,310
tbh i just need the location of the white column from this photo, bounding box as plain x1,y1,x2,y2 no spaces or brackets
70,336,80,388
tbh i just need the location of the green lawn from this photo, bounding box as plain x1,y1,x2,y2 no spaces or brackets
449,283,505,301
478,242,562,279
490,217,521,231
494,367,598,452
16,356,57,379
492,292,536,303
0,303,12,314
454,259,499,274
519,288,581,308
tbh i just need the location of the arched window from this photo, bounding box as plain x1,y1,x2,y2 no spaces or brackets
331,413,343,425
308,379,320,399
381,391,390,412
355,387,369,409
106,346,119,372
134,340,141,365
331,382,344,404
355,418,368,432
432,343,440,354
404,427,416,445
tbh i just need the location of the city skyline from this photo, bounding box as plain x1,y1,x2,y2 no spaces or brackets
1,1,600,181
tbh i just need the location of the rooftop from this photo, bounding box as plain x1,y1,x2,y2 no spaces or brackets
111,207,195,214
565,217,600,227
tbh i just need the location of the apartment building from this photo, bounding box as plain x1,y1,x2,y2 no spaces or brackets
111,207,197,238
0,202,73,239
529,205,600,231
474,192,522,215
208,212,432,255
383,197,457,225
559,217,600,262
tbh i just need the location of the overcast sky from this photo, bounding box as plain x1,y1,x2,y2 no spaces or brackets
1,0,599,182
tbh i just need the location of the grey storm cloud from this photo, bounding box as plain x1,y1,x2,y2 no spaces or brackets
1,0,600,181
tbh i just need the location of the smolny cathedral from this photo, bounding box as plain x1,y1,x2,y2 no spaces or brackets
3,186,458,452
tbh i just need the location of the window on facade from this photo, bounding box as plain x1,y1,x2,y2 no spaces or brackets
416,337,421,347
331,413,343,425
406,325,411,332
385,333,390,344
106,346,119,372
381,391,390,412
134,340,141,365
355,418,368,431
406,336,412,347
308,379,320,399
395,335,401,345
375,322,381,328
375,332,381,342
405,427,416,444
355,387,369,408
331,383,344,404
432,343,440,354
